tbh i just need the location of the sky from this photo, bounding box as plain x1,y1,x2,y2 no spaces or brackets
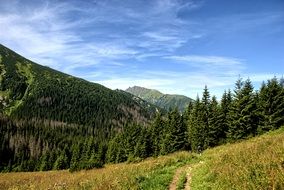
0,0,283,99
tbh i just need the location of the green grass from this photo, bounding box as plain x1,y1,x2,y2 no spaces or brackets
137,165,177,190
191,127,284,190
137,153,198,190
0,62,34,115
1,128,283,190
0,152,196,190
176,171,187,190
16,62,34,85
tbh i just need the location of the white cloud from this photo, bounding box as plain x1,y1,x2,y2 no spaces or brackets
1,0,281,100
166,55,243,66
0,0,204,74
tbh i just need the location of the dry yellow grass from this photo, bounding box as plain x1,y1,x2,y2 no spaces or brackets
3,128,283,190
0,151,193,190
191,127,284,190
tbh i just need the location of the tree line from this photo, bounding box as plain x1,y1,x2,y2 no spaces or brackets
0,77,283,172
105,77,284,162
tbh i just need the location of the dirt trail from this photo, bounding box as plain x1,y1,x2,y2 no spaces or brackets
184,167,193,190
168,165,191,190
169,161,204,190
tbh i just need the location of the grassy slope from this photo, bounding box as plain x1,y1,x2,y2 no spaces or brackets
191,127,284,190
0,128,283,189
0,152,197,190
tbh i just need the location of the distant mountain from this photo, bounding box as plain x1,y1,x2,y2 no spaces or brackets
0,44,159,127
125,86,193,112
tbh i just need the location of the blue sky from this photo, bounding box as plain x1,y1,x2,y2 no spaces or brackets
0,0,283,98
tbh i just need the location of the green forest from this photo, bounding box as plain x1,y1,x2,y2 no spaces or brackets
1,75,283,172
0,44,284,173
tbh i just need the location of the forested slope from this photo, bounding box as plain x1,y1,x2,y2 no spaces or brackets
0,44,157,127
0,44,283,174
0,44,159,172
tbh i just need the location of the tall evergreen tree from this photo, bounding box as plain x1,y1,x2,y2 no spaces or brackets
188,94,206,151
207,96,221,147
219,90,232,142
150,113,165,156
200,86,211,149
228,79,258,140
258,77,284,132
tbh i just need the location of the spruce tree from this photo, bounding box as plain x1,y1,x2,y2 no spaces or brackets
70,144,80,171
165,108,188,153
219,90,232,142
228,79,258,141
208,96,221,147
201,86,211,149
150,112,164,156
188,96,205,151
258,77,284,132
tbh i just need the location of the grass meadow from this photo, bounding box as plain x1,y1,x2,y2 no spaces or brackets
191,127,284,190
1,127,284,190
0,152,197,190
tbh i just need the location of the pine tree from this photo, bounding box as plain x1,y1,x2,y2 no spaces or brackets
219,90,232,142
133,128,149,159
200,86,211,149
188,95,205,151
228,79,258,141
70,143,80,172
150,112,164,156
207,96,221,147
258,77,284,132
106,135,120,163
183,101,194,122
164,108,188,153
53,152,68,170
39,152,50,171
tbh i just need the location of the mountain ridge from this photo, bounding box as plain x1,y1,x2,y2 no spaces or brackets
0,44,159,127
125,86,193,112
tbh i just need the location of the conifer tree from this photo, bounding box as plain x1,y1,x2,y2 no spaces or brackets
163,108,188,153
183,101,194,122
39,152,50,171
208,96,221,147
188,96,205,151
200,86,211,149
53,151,68,170
228,79,258,140
258,78,284,132
218,90,232,142
150,112,164,156
70,144,80,171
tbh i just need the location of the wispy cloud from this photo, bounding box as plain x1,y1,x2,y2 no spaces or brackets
0,0,203,73
0,0,283,98
165,55,245,76
166,55,244,66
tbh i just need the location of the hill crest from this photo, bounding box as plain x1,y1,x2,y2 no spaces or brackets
126,86,193,112
0,44,158,127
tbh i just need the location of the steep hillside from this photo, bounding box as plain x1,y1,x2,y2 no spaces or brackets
0,44,158,127
0,44,162,172
126,86,193,112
